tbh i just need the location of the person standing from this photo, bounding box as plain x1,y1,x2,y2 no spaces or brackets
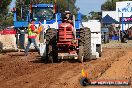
38,21,46,43
37,21,46,56
25,19,39,56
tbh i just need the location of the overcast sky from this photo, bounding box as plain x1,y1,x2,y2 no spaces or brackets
75,0,107,15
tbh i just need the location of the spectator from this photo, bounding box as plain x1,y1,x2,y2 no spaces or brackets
25,19,39,56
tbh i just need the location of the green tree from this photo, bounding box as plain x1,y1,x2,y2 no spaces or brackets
89,11,102,20
81,14,88,21
0,0,12,19
2,13,13,26
0,0,12,26
101,0,132,11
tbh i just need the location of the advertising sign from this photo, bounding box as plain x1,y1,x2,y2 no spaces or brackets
116,1,132,17
120,17,132,22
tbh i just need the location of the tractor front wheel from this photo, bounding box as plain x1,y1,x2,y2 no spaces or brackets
45,28,58,63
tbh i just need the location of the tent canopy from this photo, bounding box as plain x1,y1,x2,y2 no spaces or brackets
102,14,119,24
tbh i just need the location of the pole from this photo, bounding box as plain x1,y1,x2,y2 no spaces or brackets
50,0,52,3
54,0,57,13
122,13,124,32
21,5,22,18
112,0,113,10
118,11,120,41
121,13,124,42
68,0,70,11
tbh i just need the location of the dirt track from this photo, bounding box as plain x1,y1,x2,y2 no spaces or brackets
0,42,132,88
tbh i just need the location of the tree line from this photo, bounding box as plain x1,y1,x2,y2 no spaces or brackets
0,0,77,27
0,0,131,26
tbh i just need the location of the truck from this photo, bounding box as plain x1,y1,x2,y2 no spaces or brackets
0,3,59,52
13,4,59,50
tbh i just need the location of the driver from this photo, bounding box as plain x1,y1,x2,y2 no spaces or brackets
63,11,73,25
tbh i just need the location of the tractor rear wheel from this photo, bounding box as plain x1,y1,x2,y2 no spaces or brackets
79,27,91,61
45,28,58,63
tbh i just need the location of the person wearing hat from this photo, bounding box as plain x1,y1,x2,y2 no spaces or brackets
63,11,73,25
25,19,40,56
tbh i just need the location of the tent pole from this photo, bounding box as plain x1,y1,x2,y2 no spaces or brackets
121,13,124,42
118,11,120,41
122,13,124,32
119,26,120,41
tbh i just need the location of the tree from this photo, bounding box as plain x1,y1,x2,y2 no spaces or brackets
81,14,88,21
0,0,12,20
101,0,132,11
0,0,12,26
89,11,102,20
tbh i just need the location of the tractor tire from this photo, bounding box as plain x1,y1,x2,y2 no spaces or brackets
78,46,84,62
79,27,91,61
45,28,58,63
46,44,53,63
96,44,101,57
79,28,85,46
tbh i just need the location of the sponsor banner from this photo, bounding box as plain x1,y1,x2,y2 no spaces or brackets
120,17,132,22
116,1,132,17
0,30,16,34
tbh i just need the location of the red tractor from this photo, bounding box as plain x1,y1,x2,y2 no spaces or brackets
45,11,91,63
57,22,78,58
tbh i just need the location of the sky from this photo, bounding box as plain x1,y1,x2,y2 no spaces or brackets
9,0,16,11
75,0,107,15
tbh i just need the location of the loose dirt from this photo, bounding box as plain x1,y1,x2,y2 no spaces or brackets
0,42,132,88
